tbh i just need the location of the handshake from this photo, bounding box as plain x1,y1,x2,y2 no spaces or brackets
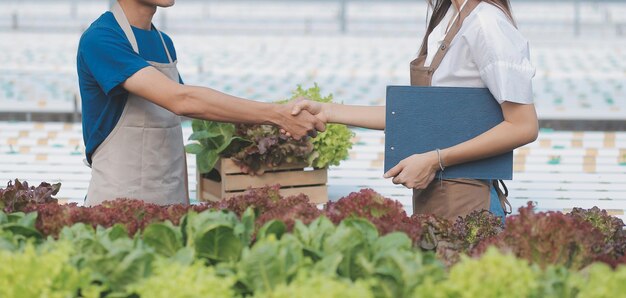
274,98,328,140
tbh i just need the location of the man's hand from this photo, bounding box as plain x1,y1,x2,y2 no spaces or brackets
383,152,440,189
279,97,329,137
273,101,325,140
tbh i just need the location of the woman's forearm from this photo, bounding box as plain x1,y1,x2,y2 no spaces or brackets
439,121,534,168
439,103,538,168
327,104,386,130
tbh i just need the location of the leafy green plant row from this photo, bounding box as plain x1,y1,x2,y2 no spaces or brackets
2,179,626,272
1,205,439,297
2,179,626,297
2,207,626,298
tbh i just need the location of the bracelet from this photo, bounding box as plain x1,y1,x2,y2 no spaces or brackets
435,148,445,172
435,148,445,187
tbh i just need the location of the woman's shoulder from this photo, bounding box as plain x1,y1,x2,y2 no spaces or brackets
468,2,517,30
463,2,526,43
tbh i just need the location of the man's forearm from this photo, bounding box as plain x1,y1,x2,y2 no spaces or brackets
122,67,281,125
176,85,279,125
121,67,322,139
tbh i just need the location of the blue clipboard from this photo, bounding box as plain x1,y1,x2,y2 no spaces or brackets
384,86,513,180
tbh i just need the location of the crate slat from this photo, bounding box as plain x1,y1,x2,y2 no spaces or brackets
224,169,326,191
197,158,328,204
204,185,328,205
218,158,310,174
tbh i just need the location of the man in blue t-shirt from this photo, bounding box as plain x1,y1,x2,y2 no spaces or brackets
77,0,324,206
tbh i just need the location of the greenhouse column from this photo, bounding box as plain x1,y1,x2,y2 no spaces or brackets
339,0,347,34
574,0,581,36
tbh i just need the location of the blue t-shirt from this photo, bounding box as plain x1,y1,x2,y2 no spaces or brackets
77,11,182,164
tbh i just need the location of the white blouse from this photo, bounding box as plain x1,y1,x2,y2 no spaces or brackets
424,2,536,105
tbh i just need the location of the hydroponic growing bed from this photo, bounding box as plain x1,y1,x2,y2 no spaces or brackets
1,179,625,298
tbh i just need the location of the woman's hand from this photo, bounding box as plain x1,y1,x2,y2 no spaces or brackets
383,151,440,189
290,97,329,123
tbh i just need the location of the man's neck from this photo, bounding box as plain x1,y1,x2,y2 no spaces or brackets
118,0,155,30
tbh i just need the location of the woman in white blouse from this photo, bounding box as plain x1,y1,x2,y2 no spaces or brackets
291,0,538,221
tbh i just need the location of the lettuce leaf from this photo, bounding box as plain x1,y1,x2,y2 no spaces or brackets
0,241,96,298
181,211,247,264
0,179,60,213
414,247,539,298
238,234,304,294
186,120,251,174
129,258,236,298
578,263,626,298
58,223,156,295
142,220,183,257
252,271,374,298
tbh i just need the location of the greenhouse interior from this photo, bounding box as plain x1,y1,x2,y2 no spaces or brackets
1,0,625,297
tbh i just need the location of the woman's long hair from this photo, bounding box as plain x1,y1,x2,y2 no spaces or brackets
418,0,516,57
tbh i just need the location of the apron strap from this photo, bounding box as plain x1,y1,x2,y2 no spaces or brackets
111,1,139,54
111,0,173,63
427,0,481,74
156,29,174,63
493,180,512,215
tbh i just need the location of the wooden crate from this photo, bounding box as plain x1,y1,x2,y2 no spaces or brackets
197,158,328,204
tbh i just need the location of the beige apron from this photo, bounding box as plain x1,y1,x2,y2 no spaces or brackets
85,2,189,206
409,0,508,221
